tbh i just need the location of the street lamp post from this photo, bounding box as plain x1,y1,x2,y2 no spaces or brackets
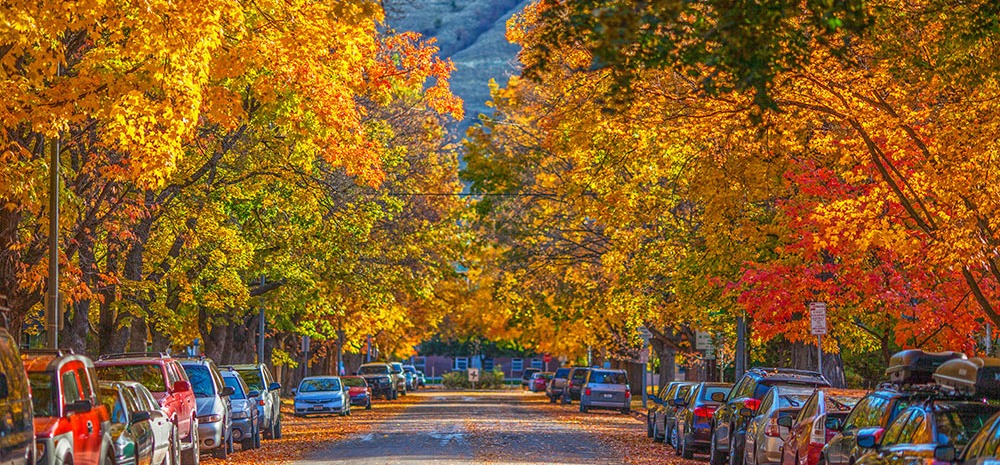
46,132,60,350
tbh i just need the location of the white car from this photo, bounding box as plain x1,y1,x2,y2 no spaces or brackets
122,380,178,465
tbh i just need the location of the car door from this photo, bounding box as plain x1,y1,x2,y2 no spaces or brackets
716,377,749,453
788,391,820,465
123,390,154,465
828,395,884,465
746,389,776,465
882,410,932,465
61,365,98,464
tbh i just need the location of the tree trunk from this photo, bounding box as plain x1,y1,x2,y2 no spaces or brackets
791,341,846,387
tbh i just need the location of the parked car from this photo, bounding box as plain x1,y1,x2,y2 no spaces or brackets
521,368,542,390
530,372,553,392
179,357,234,459
822,386,924,465
677,382,733,459
389,363,408,396
119,381,176,465
24,349,113,465
225,363,281,439
357,363,397,400
547,367,572,403
780,389,866,465
96,353,200,465
99,381,156,465
743,385,815,465
403,365,419,391
653,381,697,446
648,381,686,442
219,369,260,451
0,327,33,465
579,369,631,414
709,368,831,465
562,367,592,404
341,376,373,410
293,376,350,417
854,400,1000,465
416,371,427,388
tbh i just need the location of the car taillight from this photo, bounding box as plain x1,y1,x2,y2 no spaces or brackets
765,416,782,437
694,406,716,418
810,414,826,445
585,387,592,396
258,399,266,406
744,398,762,411
626,390,631,399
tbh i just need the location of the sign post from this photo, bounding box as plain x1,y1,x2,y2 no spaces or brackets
809,302,828,374
468,368,480,390
638,326,652,409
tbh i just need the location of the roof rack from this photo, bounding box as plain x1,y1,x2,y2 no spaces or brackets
98,352,171,360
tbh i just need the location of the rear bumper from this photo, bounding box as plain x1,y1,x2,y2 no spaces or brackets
686,425,713,447
755,436,785,465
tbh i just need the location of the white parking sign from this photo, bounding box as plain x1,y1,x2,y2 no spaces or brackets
810,302,827,335
468,368,480,383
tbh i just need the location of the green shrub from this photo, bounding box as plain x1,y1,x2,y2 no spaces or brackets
441,369,506,389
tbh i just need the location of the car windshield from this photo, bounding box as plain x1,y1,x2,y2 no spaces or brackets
703,386,731,401
755,381,821,399
27,372,55,417
555,368,570,377
235,369,264,391
97,364,166,392
390,364,403,373
183,365,216,398
299,378,341,392
223,376,246,399
359,365,388,375
935,405,1000,448
342,377,366,387
590,371,627,384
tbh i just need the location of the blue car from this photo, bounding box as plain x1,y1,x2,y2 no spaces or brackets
293,376,351,417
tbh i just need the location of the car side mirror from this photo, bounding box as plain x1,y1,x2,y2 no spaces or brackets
777,416,793,428
268,382,281,391
933,445,957,463
221,386,235,397
856,427,883,449
248,390,260,398
172,380,191,393
711,392,726,402
66,399,93,413
290,388,297,396
673,398,687,407
131,411,151,424
739,407,755,418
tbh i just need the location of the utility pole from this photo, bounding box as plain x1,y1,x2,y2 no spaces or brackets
257,276,266,364
46,132,60,350
734,316,747,380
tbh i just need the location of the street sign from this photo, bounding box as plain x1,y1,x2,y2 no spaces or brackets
639,346,650,364
637,326,653,341
696,331,713,350
467,368,480,383
810,302,827,335
543,353,552,363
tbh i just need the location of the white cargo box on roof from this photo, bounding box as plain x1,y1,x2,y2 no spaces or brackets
885,349,966,385
933,357,1000,397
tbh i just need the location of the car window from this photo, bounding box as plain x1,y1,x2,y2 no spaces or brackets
27,372,55,416
75,368,94,401
101,388,127,424
883,409,915,446
183,365,216,398
797,393,819,423
236,369,265,391
896,412,930,445
676,384,692,400
262,366,274,384
98,364,167,392
888,397,914,424
62,370,83,405
758,390,775,413
0,341,26,395
589,371,627,384
703,386,731,402
572,370,588,381
934,407,1000,448
555,368,570,378
964,416,1000,459
299,378,341,392
209,363,225,395
779,394,811,409
843,397,873,430
733,378,753,399
342,377,366,387
359,365,389,375
165,363,180,384
222,376,246,399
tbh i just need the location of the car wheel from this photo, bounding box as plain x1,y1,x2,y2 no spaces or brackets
167,424,181,465
653,419,663,442
710,433,726,465
729,434,744,465
580,403,588,413
682,433,695,459
254,424,262,449
182,420,199,465
213,435,229,459
670,424,679,450
366,399,372,410
400,387,407,396
550,394,557,404
242,436,254,451
647,414,654,438
274,416,282,439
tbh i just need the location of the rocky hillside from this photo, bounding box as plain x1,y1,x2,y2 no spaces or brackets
384,0,530,131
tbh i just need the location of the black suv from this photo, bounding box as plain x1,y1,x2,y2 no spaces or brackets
709,368,830,465
0,327,33,465
357,363,397,400
562,367,591,404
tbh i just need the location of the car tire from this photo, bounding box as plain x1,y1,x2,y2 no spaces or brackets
647,414,654,438
653,419,664,443
242,434,254,451
366,399,372,410
254,424,262,449
213,439,228,459
681,434,695,459
580,403,588,413
550,394,557,404
729,434,744,465
622,407,631,415
182,420,199,465
710,433,726,465
168,424,181,465
274,416,282,439
670,424,679,450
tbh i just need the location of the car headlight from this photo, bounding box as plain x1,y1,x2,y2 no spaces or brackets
199,414,222,423
232,411,249,419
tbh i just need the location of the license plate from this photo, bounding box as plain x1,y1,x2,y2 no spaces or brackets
603,393,613,398
312,406,324,411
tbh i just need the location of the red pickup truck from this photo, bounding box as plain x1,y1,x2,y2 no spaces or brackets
95,353,200,464
22,349,112,465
